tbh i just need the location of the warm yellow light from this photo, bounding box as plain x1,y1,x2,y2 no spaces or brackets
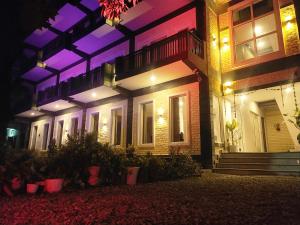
224,88,233,95
257,41,264,48
255,26,262,36
55,104,59,109
30,112,35,116
222,37,228,43
286,21,293,30
102,117,108,125
285,87,292,94
91,92,97,97
157,107,164,116
223,81,233,87
212,34,217,47
240,95,247,102
285,15,293,22
150,75,156,82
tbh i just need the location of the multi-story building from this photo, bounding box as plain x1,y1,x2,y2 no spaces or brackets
13,0,300,173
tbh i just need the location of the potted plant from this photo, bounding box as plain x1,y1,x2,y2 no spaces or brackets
125,146,141,185
225,119,239,152
24,158,43,194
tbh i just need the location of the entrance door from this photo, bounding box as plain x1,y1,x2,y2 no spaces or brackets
249,111,262,152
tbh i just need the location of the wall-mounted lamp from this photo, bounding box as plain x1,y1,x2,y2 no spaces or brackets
157,107,165,125
212,34,217,47
222,37,229,51
285,15,294,30
223,81,234,95
102,117,108,126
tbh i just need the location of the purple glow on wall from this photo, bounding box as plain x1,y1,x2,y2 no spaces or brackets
24,28,58,48
135,8,196,50
60,61,87,82
74,25,124,54
45,49,82,70
22,67,52,82
80,0,100,11
37,76,57,92
91,41,129,69
122,0,192,31
49,3,86,32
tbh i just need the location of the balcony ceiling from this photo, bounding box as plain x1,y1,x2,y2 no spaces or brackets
16,110,44,118
44,49,82,70
23,66,52,82
21,0,194,82
116,60,194,90
38,99,76,112
70,86,120,103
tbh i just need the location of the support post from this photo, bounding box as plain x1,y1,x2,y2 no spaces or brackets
126,97,133,147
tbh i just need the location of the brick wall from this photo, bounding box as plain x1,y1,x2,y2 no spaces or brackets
132,82,200,155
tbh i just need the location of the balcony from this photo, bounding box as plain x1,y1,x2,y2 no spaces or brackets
37,63,116,108
115,30,206,88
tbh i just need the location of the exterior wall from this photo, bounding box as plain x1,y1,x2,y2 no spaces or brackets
85,99,128,147
53,110,83,145
29,117,53,150
132,82,200,155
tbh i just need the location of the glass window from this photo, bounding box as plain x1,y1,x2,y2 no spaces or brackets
111,108,122,145
91,113,99,137
170,95,187,142
234,22,253,44
57,120,64,147
70,118,79,137
42,123,49,150
236,41,255,62
233,6,251,26
254,13,276,37
256,33,279,56
232,0,280,63
141,102,153,144
253,0,273,18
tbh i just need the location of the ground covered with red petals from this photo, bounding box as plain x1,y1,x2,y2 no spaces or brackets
1,172,300,225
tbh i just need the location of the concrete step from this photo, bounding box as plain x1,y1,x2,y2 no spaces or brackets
213,168,300,176
216,163,300,171
219,157,300,165
220,152,300,158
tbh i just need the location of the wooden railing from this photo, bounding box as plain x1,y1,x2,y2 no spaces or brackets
37,64,113,105
115,30,204,78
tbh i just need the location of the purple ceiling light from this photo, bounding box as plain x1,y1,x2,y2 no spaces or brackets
49,3,86,32
44,49,82,70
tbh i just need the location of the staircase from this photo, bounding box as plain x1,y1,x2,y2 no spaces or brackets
214,152,300,176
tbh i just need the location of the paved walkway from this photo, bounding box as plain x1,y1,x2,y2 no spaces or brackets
1,172,300,225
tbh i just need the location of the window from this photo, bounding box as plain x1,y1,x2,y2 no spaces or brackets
42,124,49,150
111,108,122,145
57,121,64,147
70,118,79,137
91,113,99,137
170,95,188,143
31,126,38,150
232,0,280,63
140,102,153,144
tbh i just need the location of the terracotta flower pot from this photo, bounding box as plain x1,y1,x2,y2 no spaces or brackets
88,176,99,186
45,178,64,193
11,177,22,190
127,167,140,185
88,166,100,177
27,183,38,194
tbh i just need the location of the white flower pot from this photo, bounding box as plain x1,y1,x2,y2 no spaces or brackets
127,167,140,185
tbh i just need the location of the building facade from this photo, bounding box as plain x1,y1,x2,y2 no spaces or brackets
14,0,300,169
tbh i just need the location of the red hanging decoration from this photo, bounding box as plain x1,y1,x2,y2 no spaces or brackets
98,0,139,20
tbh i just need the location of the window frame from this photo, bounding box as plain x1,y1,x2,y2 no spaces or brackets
137,99,155,147
110,106,124,147
168,91,190,146
229,0,284,67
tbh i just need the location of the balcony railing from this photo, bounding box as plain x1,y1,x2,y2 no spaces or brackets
37,64,113,105
115,30,205,79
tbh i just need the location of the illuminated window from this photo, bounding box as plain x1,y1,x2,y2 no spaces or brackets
42,123,49,150
170,95,188,143
91,113,99,137
70,118,79,137
140,102,153,144
111,108,122,146
232,0,280,63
